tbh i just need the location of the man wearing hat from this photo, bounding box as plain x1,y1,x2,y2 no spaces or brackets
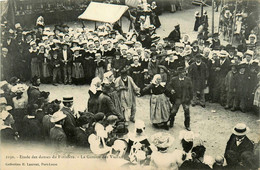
1,47,13,81
224,63,239,111
50,111,67,149
97,83,124,120
114,68,140,124
210,33,220,50
168,24,181,43
60,96,77,145
74,115,94,148
224,123,254,164
27,76,41,106
59,43,72,85
166,67,192,130
215,50,231,106
188,54,209,108
233,63,249,112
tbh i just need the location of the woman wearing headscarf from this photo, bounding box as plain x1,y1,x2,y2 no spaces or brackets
11,84,29,135
142,74,171,130
1,111,19,143
87,77,102,114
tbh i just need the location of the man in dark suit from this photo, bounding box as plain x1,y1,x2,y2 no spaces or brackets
59,43,72,84
50,111,67,149
74,115,94,148
224,123,254,165
168,24,181,42
217,50,231,106
188,54,209,108
61,96,77,145
166,67,193,130
27,76,41,106
97,84,124,120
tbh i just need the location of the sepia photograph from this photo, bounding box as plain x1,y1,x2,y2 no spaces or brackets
0,0,259,169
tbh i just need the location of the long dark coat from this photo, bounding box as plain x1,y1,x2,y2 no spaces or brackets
188,62,209,91
61,107,76,145
74,127,92,148
224,134,254,160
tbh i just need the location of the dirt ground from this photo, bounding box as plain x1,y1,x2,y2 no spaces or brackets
11,5,259,160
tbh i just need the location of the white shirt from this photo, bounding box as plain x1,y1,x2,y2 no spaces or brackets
236,137,245,146
55,124,62,128
63,50,68,61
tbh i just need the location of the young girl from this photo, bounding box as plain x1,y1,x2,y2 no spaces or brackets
29,41,41,78
95,53,106,81
130,56,143,88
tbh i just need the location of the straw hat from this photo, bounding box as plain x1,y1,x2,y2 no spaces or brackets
62,96,73,102
50,111,67,123
232,123,250,136
151,132,175,148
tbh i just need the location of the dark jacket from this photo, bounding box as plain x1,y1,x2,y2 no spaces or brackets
97,92,122,119
188,62,209,91
180,160,211,170
27,86,41,105
22,115,43,141
224,134,254,159
50,126,67,148
58,49,73,66
74,127,92,148
166,76,193,104
1,127,17,143
61,107,76,145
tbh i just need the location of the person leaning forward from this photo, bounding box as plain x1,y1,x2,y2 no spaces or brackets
166,67,192,131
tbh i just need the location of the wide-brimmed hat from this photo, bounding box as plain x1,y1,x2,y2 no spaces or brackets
245,50,254,56
114,124,129,136
151,132,175,148
232,123,250,136
77,115,90,127
50,111,67,123
94,112,105,122
219,50,228,57
62,96,73,102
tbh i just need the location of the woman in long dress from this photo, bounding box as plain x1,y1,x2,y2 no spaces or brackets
82,42,96,84
71,47,85,85
87,77,102,114
142,74,171,130
30,42,41,78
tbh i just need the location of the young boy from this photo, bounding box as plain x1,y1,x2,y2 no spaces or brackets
51,50,62,86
